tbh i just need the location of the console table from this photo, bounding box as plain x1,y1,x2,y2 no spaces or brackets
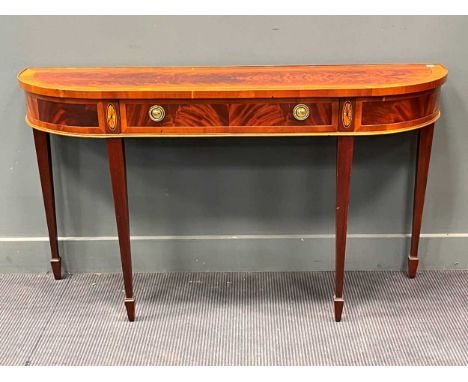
18,64,448,322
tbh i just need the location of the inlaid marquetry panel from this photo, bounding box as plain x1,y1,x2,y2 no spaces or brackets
342,101,353,128
106,104,118,130
103,102,121,133
338,100,357,132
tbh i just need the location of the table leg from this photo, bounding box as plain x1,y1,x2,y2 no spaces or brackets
33,129,61,280
107,138,135,321
408,124,435,278
335,136,354,322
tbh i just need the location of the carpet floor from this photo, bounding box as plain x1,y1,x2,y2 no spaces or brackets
0,271,467,366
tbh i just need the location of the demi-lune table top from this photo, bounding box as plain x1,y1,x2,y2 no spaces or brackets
18,64,447,99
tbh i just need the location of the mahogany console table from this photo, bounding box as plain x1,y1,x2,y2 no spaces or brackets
18,64,448,322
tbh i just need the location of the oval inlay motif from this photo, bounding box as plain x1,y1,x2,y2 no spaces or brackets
106,103,117,130
342,101,353,128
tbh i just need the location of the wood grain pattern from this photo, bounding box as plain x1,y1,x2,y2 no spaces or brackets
125,101,333,128
21,65,446,137
25,93,105,135
36,98,99,127
360,90,440,126
229,102,333,126
18,64,448,99
125,102,228,127
26,91,441,137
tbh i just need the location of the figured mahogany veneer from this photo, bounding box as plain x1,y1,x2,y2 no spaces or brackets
19,64,447,137
18,64,447,99
121,99,337,135
36,98,99,127
23,91,443,137
18,64,447,322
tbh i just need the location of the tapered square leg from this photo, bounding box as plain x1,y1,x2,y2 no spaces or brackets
107,138,135,321
33,129,62,280
408,124,434,278
335,136,354,322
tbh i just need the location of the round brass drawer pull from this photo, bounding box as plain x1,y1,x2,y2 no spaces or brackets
149,105,165,122
293,104,309,121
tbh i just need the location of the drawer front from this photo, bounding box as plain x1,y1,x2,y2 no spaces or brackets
122,100,338,134
125,102,229,128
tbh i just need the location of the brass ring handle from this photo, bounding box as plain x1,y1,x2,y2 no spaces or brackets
149,105,165,122
293,104,309,121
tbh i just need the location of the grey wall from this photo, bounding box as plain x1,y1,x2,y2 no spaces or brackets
1,16,467,273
